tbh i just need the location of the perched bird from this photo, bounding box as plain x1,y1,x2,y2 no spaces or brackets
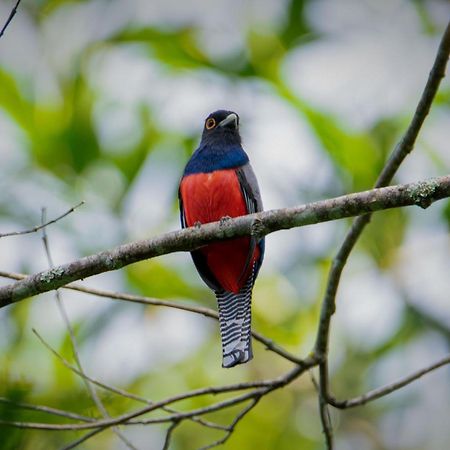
179,110,264,368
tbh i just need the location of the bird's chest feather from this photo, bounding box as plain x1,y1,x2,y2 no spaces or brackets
180,169,246,225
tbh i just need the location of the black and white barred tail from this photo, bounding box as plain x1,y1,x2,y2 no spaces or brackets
216,268,255,368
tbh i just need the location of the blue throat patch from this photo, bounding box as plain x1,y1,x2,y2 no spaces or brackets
183,143,249,175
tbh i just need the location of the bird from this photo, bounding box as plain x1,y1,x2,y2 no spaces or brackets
178,110,264,368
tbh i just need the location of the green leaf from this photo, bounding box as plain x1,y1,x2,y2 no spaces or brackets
126,260,204,300
109,27,212,70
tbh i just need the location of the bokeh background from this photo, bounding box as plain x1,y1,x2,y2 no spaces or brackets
0,0,449,449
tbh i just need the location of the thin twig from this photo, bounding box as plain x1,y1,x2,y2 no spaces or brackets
309,370,319,393
31,326,227,434
102,390,271,428
313,22,450,449
2,350,446,436
0,397,95,423
61,428,105,450
0,269,303,364
310,365,333,446
318,361,333,448
327,354,450,409
1,175,449,308
0,0,21,39
33,329,251,430
40,209,138,450
198,397,261,450
0,390,267,431
162,420,180,450
0,358,317,431
33,327,151,402
314,22,450,360
0,201,84,239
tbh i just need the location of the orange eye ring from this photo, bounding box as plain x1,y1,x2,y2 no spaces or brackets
205,118,216,130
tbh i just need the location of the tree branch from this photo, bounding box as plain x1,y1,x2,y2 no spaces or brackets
61,428,105,450
162,420,180,450
327,354,450,409
0,202,84,239
0,397,95,423
0,357,318,432
39,209,138,450
1,352,447,435
314,19,450,363
318,361,333,448
0,175,448,308
0,270,303,364
313,21,450,449
197,397,261,450
32,328,229,432
0,0,21,39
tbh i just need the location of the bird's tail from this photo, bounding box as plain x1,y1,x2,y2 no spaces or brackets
216,271,254,368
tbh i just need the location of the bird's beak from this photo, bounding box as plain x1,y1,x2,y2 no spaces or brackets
218,113,238,129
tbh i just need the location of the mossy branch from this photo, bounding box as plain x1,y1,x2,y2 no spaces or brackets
0,174,448,308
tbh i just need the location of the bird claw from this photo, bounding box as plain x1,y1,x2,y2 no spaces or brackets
194,221,202,229
219,216,232,226
251,218,264,238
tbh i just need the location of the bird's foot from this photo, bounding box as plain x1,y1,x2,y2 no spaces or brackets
219,216,232,226
193,221,202,229
251,217,264,238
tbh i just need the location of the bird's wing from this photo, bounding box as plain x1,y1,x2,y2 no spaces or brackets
235,163,265,282
236,163,263,214
178,187,187,229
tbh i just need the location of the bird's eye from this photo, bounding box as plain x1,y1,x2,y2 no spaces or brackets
205,118,216,130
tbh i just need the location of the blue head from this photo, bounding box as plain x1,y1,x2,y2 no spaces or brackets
183,110,249,175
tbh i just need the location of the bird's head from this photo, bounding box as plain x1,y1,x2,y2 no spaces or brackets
201,110,241,145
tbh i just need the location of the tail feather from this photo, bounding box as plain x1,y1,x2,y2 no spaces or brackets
216,268,255,368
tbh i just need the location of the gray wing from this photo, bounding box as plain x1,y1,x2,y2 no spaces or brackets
236,163,263,214
235,163,264,284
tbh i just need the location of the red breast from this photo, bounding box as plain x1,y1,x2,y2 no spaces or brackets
180,169,259,293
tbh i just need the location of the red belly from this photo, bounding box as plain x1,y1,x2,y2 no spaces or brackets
180,169,259,293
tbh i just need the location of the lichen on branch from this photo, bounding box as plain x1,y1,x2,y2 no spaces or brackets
0,175,449,309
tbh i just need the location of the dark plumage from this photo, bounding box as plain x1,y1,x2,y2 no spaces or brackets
183,110,249,175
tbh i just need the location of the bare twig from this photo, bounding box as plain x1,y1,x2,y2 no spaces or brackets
198,397,261,450
0,340,447,442
31,327,227,435
314,23,450,361
0,390,265,431
0,269,304,364
310,364,334,446
32,325,314,417
318,361,333,448
162,420,180,450
313,22,450,449
328,354,450,409
33,328,151,403
0,397,95,423
0,357,318,431
0,175,449,308
40,209,138,450
0,0,21,39
0,201,84,239
61,428,105,450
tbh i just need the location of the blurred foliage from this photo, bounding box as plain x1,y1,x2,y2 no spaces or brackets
0,0,449,449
